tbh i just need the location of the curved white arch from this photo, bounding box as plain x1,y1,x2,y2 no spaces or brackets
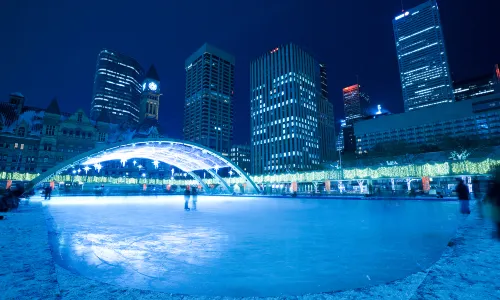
30,138,259,194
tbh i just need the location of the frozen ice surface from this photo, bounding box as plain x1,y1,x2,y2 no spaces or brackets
44,196,461,297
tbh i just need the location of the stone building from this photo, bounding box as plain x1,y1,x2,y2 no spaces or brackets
0,93,161,174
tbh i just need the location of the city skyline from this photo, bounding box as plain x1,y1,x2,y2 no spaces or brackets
1,0,498,145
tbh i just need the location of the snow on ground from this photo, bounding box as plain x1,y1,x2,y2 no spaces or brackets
0,201,60,299
0,197,499,299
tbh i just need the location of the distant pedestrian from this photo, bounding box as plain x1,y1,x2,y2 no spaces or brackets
456,179,470,214
44,186,52,200
485,167,500,238
184,187,190,211
191,187,198,211
472,178,481,200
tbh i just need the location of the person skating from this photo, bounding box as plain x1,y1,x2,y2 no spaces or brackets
456,179,470,214
184,187,190,211
191,187,198,211
486,167,500,238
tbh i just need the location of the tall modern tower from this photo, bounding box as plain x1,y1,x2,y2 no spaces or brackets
317,63,336,162
90,49,144,124
250,44,320,175
139,65,161,122
393,0,454,112
343,84,368,124
342,84,369,152
183,43,235,155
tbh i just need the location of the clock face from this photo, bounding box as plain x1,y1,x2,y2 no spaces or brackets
148,82,158,91
142,83,146,91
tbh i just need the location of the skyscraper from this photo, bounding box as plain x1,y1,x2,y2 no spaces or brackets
317,63,336,162
90,49,144,124
250,44,320,175
393,0,454,112
183,43,235,155
342,84,369,152
230,145,251,173
343,84,369,124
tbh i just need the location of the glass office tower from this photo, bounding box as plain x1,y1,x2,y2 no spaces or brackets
318,63,336,162
393,0,454,112
90,49,144,124
183,43,235,156
250,44,320,175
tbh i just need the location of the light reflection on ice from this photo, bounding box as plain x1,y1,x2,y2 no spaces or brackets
46,195,461,297
68,224,227,278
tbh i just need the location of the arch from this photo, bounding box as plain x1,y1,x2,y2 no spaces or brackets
30,138,259,194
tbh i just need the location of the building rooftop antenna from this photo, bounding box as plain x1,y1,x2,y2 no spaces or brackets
401,0,404,12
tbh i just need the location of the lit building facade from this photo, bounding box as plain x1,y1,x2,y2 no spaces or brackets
336,119,346,151
251,44,320,175
343,84,369,124
183,44,234,155
90,49,144,124
342,84,369,153
0,94,160,175
354,93,500,152
453,65,500,101
230,145,251,173
393,0,454,112
317,63,336,162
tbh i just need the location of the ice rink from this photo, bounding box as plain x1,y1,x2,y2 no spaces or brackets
44,196,461,296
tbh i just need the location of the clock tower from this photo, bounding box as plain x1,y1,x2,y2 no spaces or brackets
140,65,161,122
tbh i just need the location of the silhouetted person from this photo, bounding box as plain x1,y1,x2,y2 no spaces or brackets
44,186,52,200
184,187,190,211
486,167,500,238
191,187,198,211
456,179,470,214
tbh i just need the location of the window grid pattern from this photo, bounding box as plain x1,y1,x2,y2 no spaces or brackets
251,44,320,175
393,0,454,112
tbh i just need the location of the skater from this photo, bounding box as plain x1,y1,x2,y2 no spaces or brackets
191,187,198,211
44,186,52,200
485,167,500,239
456,179,470,214
184,186,190,211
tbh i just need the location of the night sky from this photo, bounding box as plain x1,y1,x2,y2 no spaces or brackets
1,0,498,144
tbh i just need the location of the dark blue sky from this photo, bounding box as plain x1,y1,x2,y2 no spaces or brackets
1,0,498,144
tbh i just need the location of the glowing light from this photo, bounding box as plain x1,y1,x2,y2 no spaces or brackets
133,160,137,166
138,164,143,170
120,159,127,167
83,166,90,174
395,11,409,20
142,173,146,177
93,163,102,173
376,104,382,115
153,160,159,169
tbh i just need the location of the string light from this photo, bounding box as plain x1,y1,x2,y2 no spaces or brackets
3,159,500,185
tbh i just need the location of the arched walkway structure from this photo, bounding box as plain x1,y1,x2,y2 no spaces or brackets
30,138,259,194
